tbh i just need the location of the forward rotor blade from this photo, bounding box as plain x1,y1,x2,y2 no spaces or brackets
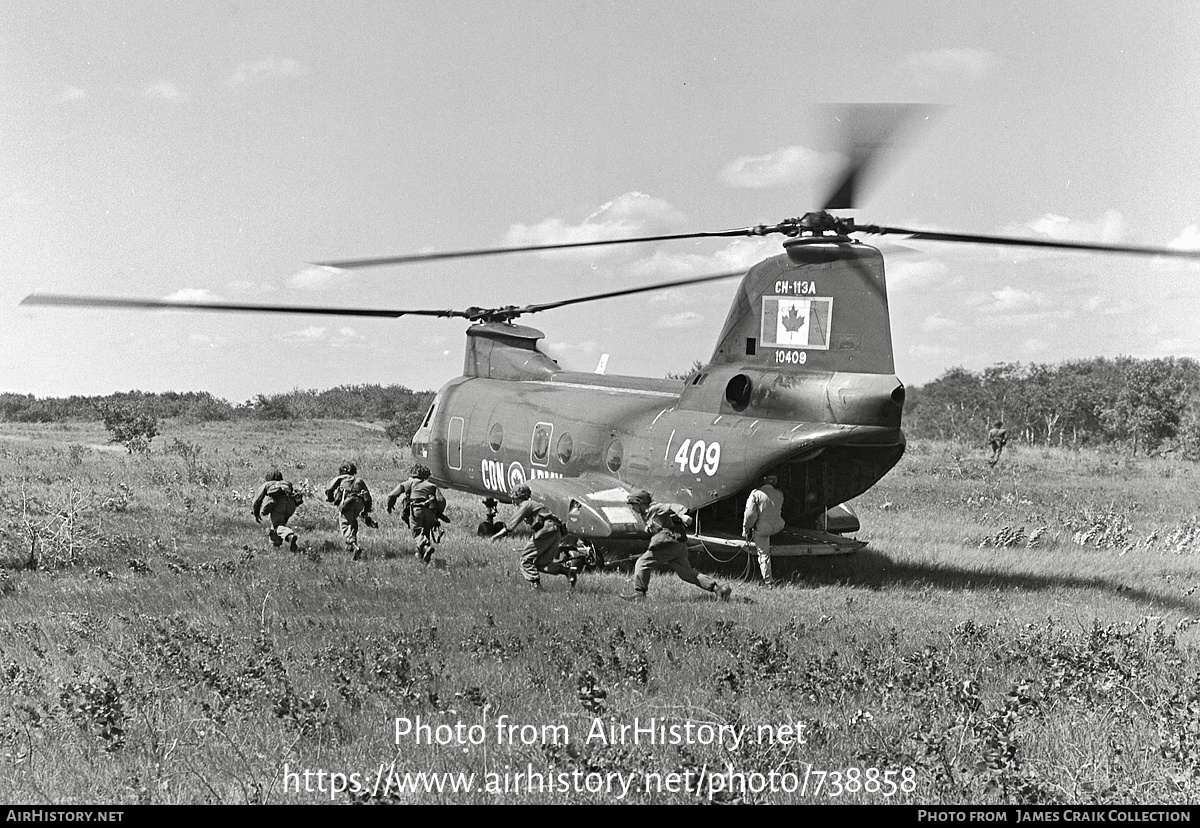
515,269,746,315
19,293,470,319
856,225,1200,260
20,268,748,324
313,229,756,270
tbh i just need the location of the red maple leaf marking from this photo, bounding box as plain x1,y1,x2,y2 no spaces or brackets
781,305,805,333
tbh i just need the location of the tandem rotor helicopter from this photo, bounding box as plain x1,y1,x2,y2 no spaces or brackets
21,105,1200,564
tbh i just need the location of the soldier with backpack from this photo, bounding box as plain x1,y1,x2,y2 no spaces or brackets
490,484,578,592
620,489,731,602
252,469,304,552
386,463,447,564
325,461,376,561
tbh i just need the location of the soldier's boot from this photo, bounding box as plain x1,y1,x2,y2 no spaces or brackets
267,528,281,547
288,534,298,553
714,584,732,602
530,580,543,591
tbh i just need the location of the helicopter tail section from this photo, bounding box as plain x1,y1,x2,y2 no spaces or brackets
708,236,894,376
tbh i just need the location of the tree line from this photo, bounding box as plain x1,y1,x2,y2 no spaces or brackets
904,356,1200,457
5,356,1199,457
0,385,434,444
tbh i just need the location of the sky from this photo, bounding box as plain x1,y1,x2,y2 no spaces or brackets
4,1,1200,403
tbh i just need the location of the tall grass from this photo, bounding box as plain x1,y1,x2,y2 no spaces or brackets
0,422,1198,804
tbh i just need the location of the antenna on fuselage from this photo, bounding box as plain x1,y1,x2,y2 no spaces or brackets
594,354,609,374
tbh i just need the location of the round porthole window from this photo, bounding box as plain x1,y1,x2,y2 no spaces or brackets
605,438,624,472
557,433,574,463
488,422,504,451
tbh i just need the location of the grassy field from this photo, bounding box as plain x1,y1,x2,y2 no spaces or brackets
1,419,1199,805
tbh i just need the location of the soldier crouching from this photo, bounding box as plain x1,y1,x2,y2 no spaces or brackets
491,484,578,591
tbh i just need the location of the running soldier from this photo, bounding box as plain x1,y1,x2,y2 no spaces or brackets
490,484,577,591
251,470,303,552
987,420,1009,467
621,490,731,602
743,472,786,586
386,463,447,564
325,461,376,561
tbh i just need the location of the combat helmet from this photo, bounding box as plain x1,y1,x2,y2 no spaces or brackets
339,461,357,476
510,484,532,502
626,489,651,506
410,463,431,480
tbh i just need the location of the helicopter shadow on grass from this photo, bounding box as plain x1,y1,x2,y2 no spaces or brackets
697,546,1199,614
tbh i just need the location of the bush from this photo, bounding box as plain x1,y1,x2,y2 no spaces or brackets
95,402,159,453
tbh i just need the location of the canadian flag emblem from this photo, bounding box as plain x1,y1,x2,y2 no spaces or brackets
760,296,832,350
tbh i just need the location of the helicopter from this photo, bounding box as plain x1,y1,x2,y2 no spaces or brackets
21,105,1200,565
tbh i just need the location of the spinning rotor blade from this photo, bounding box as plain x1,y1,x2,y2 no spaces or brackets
512,269,745,315
19,293,470,319
312,229,757,270
20,267,747,324
821,103,941,211
854,224,1200,260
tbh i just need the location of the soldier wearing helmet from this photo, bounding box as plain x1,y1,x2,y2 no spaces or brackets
621,489,731,602
252,469,304,552
325,460,375,561
386,463,447,564
490,484,577,591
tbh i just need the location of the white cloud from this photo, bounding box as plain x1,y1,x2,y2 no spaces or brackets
164,288,223,302
887,258,951,291
654,311,704,329
505,192,686,248
1021,210,1126,244
228,58,305,87
900,48,996,80
288,266,354,291
980,286,1051,313
276,326,364,346
142,81,183,102
60,86,87,102
1022,338,1049,355
718,145,843,190
627,237,779,281
1170,225,1200,250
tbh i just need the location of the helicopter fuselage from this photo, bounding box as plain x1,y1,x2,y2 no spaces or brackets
411,237,907,539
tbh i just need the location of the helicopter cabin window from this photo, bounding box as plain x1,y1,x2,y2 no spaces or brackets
605,438,624,472
447,416,464,470
421,400,438,429
488,422,504,452
746,338,757,356
557,433,574,464
531,422,552,467
690,373,707,386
